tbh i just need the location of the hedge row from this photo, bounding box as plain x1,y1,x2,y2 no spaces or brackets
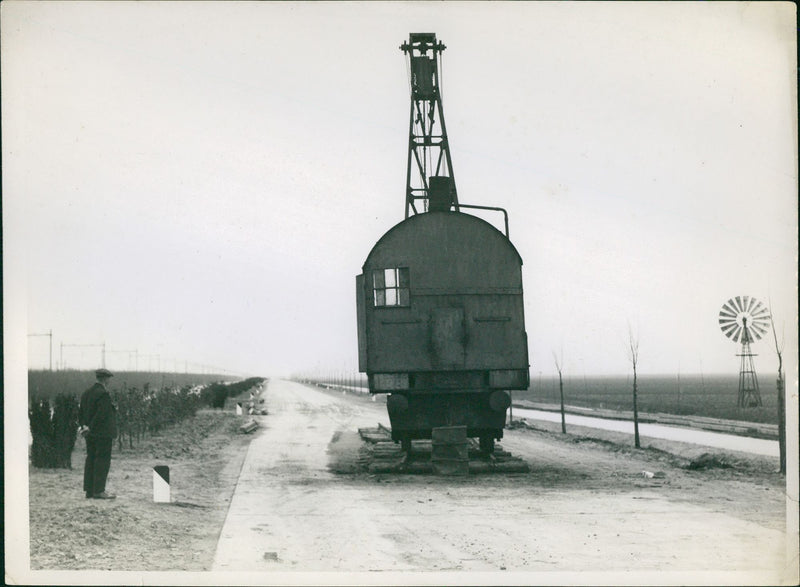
202,377,266,408
112,384,205,450
113,376,265,450
29,376,266,467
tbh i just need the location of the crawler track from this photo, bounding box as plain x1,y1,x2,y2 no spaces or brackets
358,425,530,474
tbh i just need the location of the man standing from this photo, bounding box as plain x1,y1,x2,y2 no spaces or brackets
79,368,117,499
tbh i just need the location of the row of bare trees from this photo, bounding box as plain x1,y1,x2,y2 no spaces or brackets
549,315,786,475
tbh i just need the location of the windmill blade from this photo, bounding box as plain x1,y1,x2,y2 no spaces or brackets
721,322,741,340
734,296,745,314
751,310,771,324
719,317,739,328
719,306,738,320
750,322,769,340
752,319,772,332
752,312,771,324
719,320,739,336
743,296,756,315
738,325,750,344
751,306,770,320
726,298,742,315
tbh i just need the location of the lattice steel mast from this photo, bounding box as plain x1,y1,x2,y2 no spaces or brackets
401,33,459,218
719,296,770,408
736,318,762,408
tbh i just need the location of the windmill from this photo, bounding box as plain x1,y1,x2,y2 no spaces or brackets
718,296,771,408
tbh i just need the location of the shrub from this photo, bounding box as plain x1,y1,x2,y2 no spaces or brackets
53,394,79,468
110,383,222,450
29,394,79,468
29,399,56,468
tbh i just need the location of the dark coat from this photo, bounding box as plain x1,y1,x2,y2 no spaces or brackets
79,382,117,439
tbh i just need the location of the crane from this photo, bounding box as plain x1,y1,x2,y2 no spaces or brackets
400,33,459,218
400,33,510,237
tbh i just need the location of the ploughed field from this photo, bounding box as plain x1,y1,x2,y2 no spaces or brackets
516,373,780,425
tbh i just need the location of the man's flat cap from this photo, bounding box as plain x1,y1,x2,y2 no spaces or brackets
95,368,113,378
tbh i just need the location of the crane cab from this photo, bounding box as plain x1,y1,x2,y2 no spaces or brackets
356,210,529,448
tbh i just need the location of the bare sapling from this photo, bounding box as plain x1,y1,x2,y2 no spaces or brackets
553,350,566,434
627,325,641,449
768,303,786,475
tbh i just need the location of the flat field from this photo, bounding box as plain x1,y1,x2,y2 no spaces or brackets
516,374,779,424
28,370,232,401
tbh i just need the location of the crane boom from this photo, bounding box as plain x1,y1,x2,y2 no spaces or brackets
400,33,459,218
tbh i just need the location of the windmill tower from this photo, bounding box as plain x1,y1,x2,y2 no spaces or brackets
718,296,770,408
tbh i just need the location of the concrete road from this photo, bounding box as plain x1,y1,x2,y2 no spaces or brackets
212,379,791,583
515,407,779,456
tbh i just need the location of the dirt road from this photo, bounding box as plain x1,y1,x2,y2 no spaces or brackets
212,379,793,583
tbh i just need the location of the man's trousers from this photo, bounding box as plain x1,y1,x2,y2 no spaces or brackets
83,436,112,496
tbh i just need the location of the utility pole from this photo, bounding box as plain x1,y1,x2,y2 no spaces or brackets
106,349,137,371
60,342,105,370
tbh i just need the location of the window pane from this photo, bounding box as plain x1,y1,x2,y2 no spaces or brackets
386,288,397,306
398,288,409,306
374,289,386,306
398,267,410,287
385,268,397,288
373,270,385,289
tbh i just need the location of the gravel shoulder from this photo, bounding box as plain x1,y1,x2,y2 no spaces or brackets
500,418,786,532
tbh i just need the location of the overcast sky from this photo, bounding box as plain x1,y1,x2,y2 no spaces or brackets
3,1,797,379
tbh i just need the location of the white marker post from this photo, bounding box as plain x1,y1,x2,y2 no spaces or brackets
235,402,243,416
153,465,170,503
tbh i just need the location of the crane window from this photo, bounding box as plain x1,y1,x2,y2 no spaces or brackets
373,268,410,307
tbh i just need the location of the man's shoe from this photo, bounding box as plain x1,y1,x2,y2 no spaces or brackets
92,491,116,499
